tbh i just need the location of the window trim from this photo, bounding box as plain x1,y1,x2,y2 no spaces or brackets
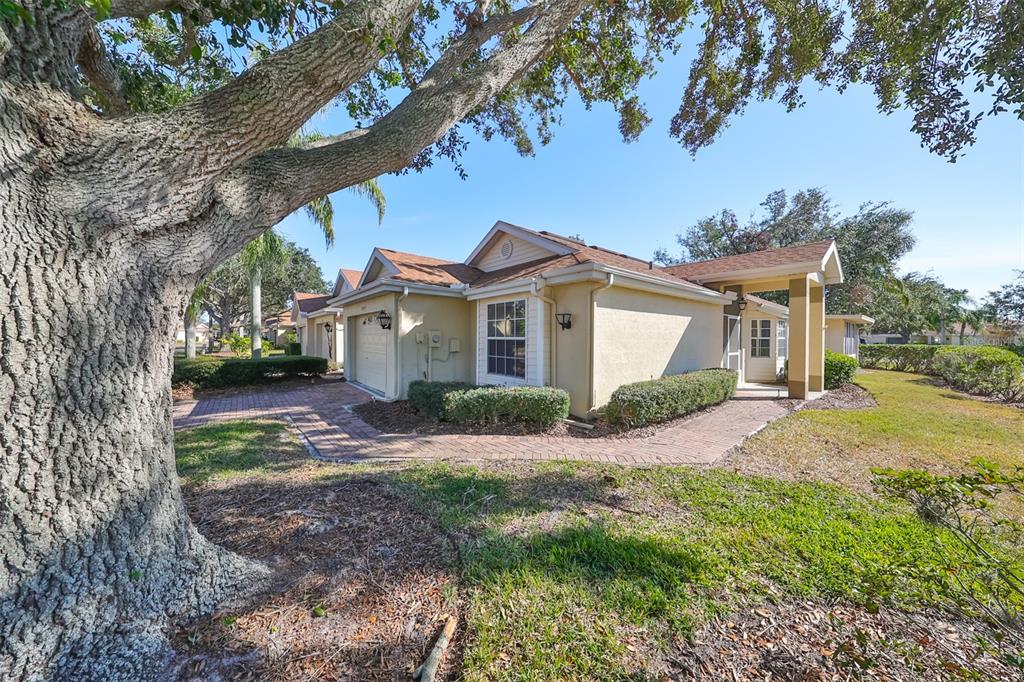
485,299,528,378
750,318,771,358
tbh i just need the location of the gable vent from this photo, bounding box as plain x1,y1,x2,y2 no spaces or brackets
500,239,514,259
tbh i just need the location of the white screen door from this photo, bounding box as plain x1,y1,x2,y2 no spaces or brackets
723,315,741,371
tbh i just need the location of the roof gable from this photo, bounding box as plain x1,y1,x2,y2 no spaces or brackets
330,268,364,298
661,240,843,285
465,221,577,270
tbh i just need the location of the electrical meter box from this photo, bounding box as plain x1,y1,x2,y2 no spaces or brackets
429,330,442,348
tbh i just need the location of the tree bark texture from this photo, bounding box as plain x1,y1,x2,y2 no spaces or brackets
1,0,590,676
184,316,197,359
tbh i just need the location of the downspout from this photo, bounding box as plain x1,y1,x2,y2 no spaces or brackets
395,287,409,398
588,273,614,412
531,279,557,386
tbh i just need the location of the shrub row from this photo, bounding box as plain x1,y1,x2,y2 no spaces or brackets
859,344,940,374
408,380,476,418
604,368,738,429
407,380,570,427
824,350,858,389
933,346,1024,402
172,355,327,388
445,386,570,427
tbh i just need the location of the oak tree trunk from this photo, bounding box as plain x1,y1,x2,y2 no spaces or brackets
0,75,266,679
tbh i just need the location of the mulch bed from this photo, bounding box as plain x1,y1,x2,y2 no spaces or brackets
169,461,460,681
353,399,733,441
665,597,1022,680
794,382,878,411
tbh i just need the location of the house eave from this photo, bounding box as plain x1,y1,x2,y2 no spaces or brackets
331,279,466,307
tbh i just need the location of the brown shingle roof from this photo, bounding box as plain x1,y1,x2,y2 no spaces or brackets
378,248,482,287
294,291,330,314
339,269,363,289
661,240,835,281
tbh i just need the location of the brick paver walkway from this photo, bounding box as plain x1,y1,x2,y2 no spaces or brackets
173,381,790,466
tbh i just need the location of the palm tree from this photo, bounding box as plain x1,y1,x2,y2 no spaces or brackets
183,282,207,359
243,129,386,360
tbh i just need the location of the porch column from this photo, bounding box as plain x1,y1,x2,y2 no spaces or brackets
809,284,825,392
788,276,810,399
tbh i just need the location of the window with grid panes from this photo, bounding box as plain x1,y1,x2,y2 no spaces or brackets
750,318,771,358
486,300,527,377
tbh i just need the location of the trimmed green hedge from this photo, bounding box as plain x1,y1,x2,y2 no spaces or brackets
824,350,858,389
605,368,738,429
408,380,571,426
933,346,1024,402
443,386,571,427
172,355,327,388
408,380,476,418
859,344,940,374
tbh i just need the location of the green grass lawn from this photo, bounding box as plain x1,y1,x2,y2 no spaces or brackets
738,369,1024,487
174,420,303,484
175,419,1022,678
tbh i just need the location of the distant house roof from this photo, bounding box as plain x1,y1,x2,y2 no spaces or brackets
339,269,362,289
661,240,839,283
293,291,330,314
375,248,482,287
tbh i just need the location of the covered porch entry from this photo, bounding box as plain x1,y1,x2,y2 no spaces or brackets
669,241,844,400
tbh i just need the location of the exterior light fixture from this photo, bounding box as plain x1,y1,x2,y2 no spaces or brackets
736,296,748,312
376,309,392,330
555,312,572,330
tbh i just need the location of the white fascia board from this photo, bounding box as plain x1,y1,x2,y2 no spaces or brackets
466,263,734,305
821,241,844,284
464,220,576,265
333,279,465,307
826,314,875,325
753,299,789,318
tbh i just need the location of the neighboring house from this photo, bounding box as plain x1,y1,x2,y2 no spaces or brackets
826,314,874,360
291,270,362,366
262,309,296,346
175,321,211,347
329,221,844,416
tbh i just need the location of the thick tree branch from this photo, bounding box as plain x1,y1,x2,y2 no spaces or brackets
240,0,591,227
108,0,180,19
171,0,418,171
77,27,128,114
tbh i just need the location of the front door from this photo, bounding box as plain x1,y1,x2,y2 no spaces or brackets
723,315,741,373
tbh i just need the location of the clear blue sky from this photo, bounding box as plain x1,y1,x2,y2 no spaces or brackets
278,51,1024,302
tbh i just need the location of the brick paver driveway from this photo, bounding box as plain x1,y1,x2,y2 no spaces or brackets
173,380,790,466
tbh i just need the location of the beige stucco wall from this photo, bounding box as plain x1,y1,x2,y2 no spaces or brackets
590,287,724,412
826,319,859,359
548,282,592,417
398,294,475,396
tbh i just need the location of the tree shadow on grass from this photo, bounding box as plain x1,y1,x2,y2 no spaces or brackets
172,460,714,680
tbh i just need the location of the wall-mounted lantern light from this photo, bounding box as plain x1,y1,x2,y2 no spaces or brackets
736,295,748,312
377,309,392,330
555,312,573,331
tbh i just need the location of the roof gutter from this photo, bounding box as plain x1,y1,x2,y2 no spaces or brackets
588,273,614,412
531,278,557,389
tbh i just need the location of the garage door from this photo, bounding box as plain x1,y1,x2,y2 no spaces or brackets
354,314,388,393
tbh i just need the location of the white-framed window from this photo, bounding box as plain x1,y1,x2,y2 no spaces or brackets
486,299,527,378
776,320,788,359
750,319,771,358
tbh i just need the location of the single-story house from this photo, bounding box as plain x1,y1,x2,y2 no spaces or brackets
329,221,846,416
262,309,296,346
292,269,362,366
175,321,211,347
826,314,874,361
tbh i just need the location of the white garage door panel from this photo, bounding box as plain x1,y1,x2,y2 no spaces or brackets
355,315,388,393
